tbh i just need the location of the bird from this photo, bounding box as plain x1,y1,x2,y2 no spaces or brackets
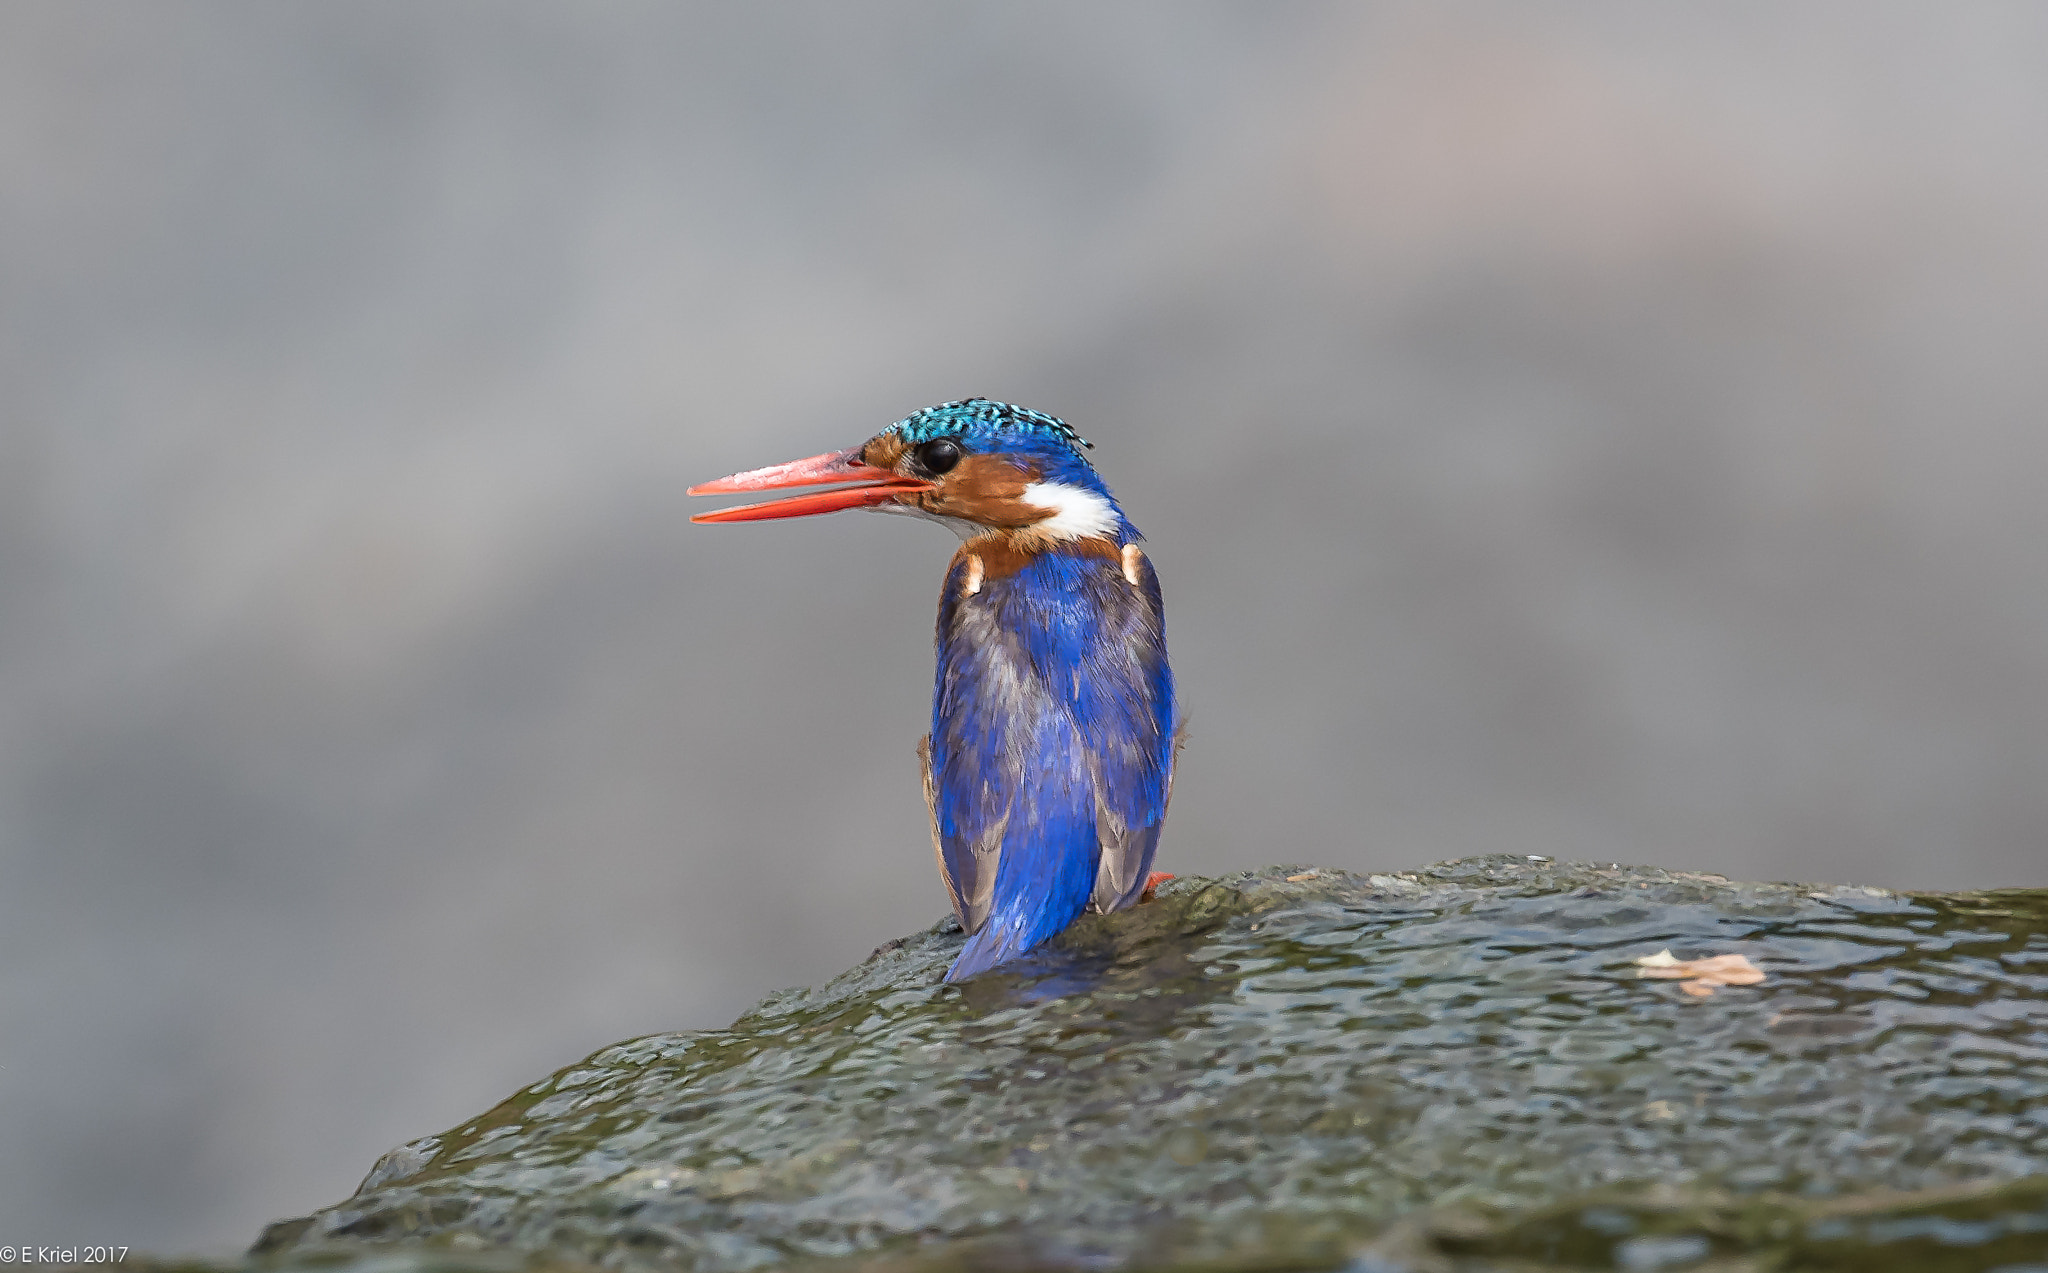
689,399,1178,981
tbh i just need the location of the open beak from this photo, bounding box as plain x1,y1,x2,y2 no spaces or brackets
688,448,934,523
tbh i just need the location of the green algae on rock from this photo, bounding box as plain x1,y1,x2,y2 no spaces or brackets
255,857,2048,1272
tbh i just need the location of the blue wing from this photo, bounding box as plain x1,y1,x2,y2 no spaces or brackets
924,543,1175,980
1077,546,1176,915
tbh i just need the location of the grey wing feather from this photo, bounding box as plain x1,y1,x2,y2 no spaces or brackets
1085,546,1176,916
919,734,1004,934
1088,789,1155,914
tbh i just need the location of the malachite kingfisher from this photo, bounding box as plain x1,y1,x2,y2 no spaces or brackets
690,399,1179,981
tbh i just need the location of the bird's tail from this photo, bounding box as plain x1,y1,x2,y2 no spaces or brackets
941,799,1099,982
944,920,1028,982
943,893,1087,981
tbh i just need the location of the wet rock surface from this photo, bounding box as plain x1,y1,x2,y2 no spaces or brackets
253,857,2048,1271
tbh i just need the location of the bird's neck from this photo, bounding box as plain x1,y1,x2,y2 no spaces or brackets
955,529,1126,589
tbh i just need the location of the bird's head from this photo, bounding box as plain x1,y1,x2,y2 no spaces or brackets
690,399,1131,546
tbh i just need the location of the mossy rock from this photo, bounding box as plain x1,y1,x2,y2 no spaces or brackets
251,857,2048,1272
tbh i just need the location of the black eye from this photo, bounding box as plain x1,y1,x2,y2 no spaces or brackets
915,437,963,476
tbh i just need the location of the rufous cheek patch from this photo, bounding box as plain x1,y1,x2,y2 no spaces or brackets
930,455,1041,528
861,433,908,472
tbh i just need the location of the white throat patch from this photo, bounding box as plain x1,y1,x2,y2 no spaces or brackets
873,500,984,540
1020,481,1119,542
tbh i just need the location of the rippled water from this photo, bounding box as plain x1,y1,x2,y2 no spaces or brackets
256,857,2048,1271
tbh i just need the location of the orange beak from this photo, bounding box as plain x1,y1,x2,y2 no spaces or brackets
688,448,934,523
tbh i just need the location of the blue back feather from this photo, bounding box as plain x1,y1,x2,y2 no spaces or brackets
931,539,1176,981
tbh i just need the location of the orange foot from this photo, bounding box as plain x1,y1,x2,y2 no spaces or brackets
1139,872,1176,903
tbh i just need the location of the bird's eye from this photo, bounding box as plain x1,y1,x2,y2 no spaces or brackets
916,438,963,476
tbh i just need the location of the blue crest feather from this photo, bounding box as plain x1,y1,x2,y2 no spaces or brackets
892,398,1095,452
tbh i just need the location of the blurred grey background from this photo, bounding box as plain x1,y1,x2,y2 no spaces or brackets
4,0,2047,1255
